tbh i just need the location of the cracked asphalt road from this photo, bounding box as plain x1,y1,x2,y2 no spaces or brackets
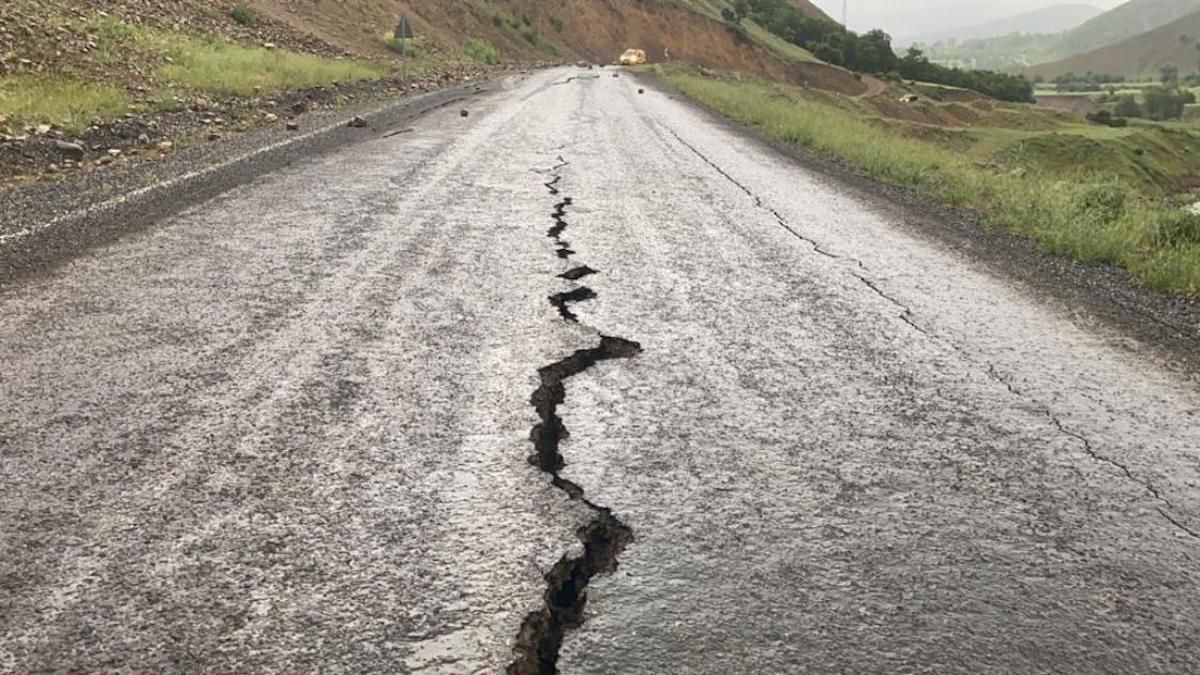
3,68,1200,673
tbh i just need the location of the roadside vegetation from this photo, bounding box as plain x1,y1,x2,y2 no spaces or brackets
463,38,502,65
661,67,1200,294
0,75,128,131
0,11,391,130
159,39,389,97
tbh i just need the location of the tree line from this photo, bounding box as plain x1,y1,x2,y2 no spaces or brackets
723,0,1035,103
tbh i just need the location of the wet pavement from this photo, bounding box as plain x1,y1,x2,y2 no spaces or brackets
3,68,1200,674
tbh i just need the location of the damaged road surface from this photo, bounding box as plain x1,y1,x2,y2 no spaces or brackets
3,67,1200,674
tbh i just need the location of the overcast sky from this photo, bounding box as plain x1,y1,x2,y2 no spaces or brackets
809,0,1127,37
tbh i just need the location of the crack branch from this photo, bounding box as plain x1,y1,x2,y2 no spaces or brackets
986,365,1199,541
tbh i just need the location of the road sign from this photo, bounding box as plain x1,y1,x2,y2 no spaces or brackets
394,15,414,40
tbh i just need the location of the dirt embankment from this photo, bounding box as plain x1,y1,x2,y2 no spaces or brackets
252,0,865,93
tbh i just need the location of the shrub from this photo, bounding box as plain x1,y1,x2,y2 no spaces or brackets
549,16,564,32
385,36,419,56
1113,94,1142,118
229,4,255,26
1072,183,1128,225
492,13,504,27
1085,110,1130,128
1155,210,1200,246
519,25,539,45
463,38,500,65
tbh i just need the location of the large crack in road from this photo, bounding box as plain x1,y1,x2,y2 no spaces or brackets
508,157,643,675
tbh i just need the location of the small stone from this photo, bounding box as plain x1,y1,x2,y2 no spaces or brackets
137,132,150,143
263,113,278,123
207,132,221,141
263,42,277,50
156,140,173,151
347,115,367,128
107,148,122,157
54,140,86,160
35,124,51,135
638,88,645,94
460,110,469,117
286,121,299,131
98,156,114,165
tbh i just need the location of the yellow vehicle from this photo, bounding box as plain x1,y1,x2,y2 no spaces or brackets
618,48,647,66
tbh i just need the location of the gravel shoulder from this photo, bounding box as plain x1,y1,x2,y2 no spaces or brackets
640,71,1200,380
0,71,519,289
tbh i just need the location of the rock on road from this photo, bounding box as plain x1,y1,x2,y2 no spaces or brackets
2,68,1200,674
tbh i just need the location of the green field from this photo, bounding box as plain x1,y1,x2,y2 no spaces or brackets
661,66,1200,295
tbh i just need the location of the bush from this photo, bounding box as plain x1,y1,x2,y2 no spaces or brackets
1113,94,1142,118
1155,210,1200,246
1085,110,1130,128
385,36,423,56
519,25,539,44
229,4,254,26
549,16,564,32
1072,183,1128,225
463,38,500,65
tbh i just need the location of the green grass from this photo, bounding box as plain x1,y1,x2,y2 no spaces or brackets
662,68,1200,294
159,39,388,97
79,14,391,99
463,38,501,65
0,74,128,130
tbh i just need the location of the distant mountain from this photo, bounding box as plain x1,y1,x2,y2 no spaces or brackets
905,4,1103,46
1056,0,1200,56
1029,8,1200,77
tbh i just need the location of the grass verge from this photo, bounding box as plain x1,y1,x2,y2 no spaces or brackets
0,75,128,130
159,39,390,97
662,69,1200,295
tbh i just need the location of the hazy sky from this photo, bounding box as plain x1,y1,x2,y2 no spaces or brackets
810,0,1127,37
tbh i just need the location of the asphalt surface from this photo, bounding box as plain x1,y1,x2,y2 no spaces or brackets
3,67,1200,674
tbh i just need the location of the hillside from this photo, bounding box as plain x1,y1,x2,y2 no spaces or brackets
1028,8,1200,77
1056,0,1200,56
907,4,1103,46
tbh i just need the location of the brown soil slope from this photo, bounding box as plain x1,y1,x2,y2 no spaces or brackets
251,0,864,91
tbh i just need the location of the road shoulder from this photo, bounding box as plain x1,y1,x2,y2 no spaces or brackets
639,71,1200,379
0,75,516,290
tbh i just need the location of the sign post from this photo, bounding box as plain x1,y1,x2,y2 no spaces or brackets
394,15,414,87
